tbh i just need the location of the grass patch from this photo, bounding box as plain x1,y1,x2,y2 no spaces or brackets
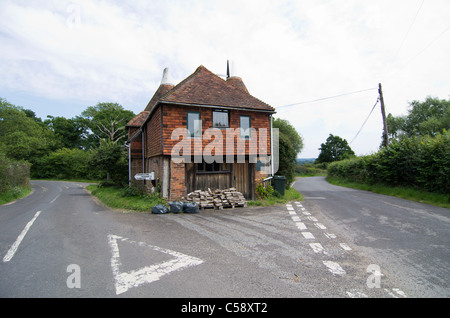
247,187,303,207
87,184,304,211
86,184,166,212
0,184,32,205
327,176,450,209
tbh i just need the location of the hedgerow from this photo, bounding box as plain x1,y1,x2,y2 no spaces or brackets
327,131,449,194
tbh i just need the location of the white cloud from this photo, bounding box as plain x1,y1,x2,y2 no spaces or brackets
0,0,449,157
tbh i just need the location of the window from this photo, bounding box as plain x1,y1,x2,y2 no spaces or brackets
197,162,229,173
240,115,251,139
187,112,201,138
212,109,229,128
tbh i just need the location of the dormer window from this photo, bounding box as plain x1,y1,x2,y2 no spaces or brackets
212,109,229,128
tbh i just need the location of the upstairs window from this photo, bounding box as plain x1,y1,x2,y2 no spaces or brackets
240,115,251,139
212,109,229,128
187,111,201,138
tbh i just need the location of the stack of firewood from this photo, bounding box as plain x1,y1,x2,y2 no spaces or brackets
183,188,247,209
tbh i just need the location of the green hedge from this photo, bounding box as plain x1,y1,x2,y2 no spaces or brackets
31,148,102,180
0,151,30,193
328,131,449,194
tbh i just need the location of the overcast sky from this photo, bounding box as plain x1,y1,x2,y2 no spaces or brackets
1,0,449,158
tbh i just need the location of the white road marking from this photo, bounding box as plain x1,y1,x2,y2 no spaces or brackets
324,233,337,239
301,232,315,239
307,216,318,222
302,211,311,216
346,289,368,298
3,211,41,263
385,288,407,298
323,261,346,276
314,223,327,230
288,210,297,215
287,206,294,211
392,288,407,298
291,215,301,222
309,243,325,254
296,222,307,230
107,234,203,295
339,243,352,251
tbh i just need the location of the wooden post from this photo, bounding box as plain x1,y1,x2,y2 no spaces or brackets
379,83,389,147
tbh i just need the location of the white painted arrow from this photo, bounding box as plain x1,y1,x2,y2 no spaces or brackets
107,234,204,295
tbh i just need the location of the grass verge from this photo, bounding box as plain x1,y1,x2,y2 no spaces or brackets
0,184,32,205
86,184,166,212
327,176,450,209
87,184,304,211
247,188,303,207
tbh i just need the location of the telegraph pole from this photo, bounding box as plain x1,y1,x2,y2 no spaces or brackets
378,83,389,147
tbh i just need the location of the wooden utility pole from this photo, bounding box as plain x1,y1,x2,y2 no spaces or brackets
378,83,389,147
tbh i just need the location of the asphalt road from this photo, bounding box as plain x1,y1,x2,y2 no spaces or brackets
293,176,450,298
0,178,448,298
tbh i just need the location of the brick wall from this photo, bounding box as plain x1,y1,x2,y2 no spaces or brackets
145,105,163,157
169,158,186,200
161,104,272,158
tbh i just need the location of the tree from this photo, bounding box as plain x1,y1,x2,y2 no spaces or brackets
89,139,128,184
81,102,135,148
44,115,88,149
0,98,59,163
387,96,450,140
316,134,355,164
273,118,304,187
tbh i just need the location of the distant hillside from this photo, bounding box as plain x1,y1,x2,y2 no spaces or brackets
297,158,316,165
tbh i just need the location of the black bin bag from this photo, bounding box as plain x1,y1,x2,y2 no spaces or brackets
183,202,199,213
169,201,183,213
152,204,169,214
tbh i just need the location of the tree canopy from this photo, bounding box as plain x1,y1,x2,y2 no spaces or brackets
387,96,450,140
0,98,134,183
316,134,355,164
273,118,304,187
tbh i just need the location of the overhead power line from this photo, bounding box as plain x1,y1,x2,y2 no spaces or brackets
276,87,377,109
349,97,380,145
392,0,425,62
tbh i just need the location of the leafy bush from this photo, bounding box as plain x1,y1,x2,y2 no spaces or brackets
256,178,274,199
0,151,30,193
328,131,449,194
32,148,100,180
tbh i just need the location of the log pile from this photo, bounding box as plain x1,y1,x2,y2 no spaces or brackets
183,188,247,209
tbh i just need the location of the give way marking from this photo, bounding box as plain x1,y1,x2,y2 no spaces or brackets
107,234,203,295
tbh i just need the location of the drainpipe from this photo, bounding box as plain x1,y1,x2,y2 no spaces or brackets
270,114,274,177
125,142,131,187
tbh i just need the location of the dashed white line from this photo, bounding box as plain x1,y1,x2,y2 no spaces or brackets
302,211,311,216
291,215,301,222
295,222,307,230
314,223,327,230
301,232,315,239
307,216,318,222
3,211,41,263
309,243,325,254
339,243,352,251
324,233,337,239
323,261,346,276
